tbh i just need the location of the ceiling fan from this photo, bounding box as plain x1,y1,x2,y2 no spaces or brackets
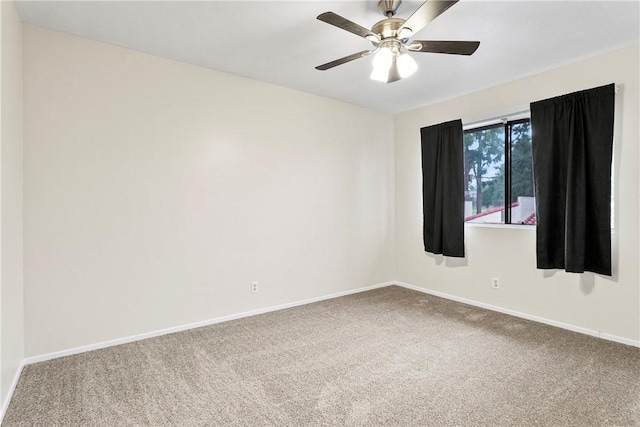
315,0,480,83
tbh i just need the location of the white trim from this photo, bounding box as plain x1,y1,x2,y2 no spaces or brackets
464,222,536,230
462,107,530,130
24,281,395,365
0,360,26,425
600,333,640,348
394,281,640,348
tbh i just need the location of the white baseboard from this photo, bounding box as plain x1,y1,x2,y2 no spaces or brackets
22,280,640,366
24,281,395,365
394,281,640,348
0,360,26,425
599,333,640,348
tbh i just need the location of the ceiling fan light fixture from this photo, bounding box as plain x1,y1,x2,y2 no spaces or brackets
396,53,418,78
370,46,394,82
370,66,389,83
372,46,393,71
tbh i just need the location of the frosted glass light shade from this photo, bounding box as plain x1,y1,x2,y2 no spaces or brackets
372,47,393,71
370,66,389,82
397,53,418,78
370,47,418,83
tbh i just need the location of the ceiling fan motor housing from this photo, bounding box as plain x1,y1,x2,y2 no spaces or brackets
371,17,405,41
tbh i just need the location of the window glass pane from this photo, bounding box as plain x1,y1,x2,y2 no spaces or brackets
464,126,505,223
510,121,536,225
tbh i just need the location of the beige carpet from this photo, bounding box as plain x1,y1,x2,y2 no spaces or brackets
3,286,640,426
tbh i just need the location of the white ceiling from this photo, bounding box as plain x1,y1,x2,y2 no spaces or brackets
15,0,640,113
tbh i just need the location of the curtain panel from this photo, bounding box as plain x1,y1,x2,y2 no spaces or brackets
530,83,615,276
421,119,465,257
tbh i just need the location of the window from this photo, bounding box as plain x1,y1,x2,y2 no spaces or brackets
464,118,535,225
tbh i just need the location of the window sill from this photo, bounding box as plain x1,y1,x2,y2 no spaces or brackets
464,223,616,234
465,222,536,230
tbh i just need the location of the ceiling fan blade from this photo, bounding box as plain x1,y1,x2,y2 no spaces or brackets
315,50,372,71
407,40,480,55
400,1,459,38
317,12,379,41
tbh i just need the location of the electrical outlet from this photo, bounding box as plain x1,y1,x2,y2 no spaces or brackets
492,277,500,289
251,281,259,294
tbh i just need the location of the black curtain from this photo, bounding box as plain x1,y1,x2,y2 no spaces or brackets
530,83,615,276
421,119,464,257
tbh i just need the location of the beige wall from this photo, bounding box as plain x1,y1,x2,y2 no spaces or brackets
19,24,640,361
1,0,24,408
23,25,395,357
394,45,639,342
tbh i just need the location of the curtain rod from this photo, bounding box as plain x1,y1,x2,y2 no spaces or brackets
464,85,619,130
463,109,530,130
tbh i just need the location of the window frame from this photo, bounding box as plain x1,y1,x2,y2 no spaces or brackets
463,117,534,226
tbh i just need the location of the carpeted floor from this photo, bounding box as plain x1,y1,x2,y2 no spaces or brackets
3,286,640,426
